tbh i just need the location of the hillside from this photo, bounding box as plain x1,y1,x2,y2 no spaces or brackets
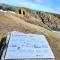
15,7,60,31
36,12,60,30
0,11,60,60
0,3,15,11
0,4,60,60
0,3,60,31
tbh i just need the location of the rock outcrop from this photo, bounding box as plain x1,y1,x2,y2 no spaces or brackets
36,12,60,31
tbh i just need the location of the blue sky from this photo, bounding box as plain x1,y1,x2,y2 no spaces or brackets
0,0,60,14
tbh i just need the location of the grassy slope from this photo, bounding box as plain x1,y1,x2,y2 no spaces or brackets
44,11,60,20
0,13,60,60
52,13,60,20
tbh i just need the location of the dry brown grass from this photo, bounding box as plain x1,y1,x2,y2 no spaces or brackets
0,13,60,60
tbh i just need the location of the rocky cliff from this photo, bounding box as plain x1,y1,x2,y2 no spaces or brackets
18,9,60,31
36,12,60,30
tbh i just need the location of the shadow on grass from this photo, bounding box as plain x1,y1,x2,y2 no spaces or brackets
0,37,6,59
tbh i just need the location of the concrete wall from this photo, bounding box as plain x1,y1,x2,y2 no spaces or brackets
16,8,26,16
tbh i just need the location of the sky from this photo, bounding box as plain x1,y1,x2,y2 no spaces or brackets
0,0,60,14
